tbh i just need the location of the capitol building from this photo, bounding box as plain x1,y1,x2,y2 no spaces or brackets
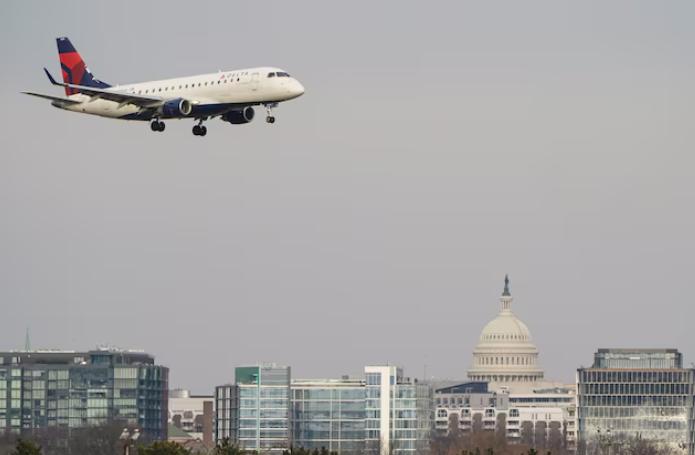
467,275,544,386
433,276,578,450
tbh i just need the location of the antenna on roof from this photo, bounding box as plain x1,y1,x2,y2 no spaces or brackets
25,327,31,352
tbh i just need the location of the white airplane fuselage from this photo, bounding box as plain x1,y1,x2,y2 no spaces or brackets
56,67,304,120
25,37,303,135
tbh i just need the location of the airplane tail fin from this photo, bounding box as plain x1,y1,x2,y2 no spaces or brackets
56,37,110,96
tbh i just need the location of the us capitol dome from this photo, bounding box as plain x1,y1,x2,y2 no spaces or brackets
467,276,544,385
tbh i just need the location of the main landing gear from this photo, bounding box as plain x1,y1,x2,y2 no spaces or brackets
150,120,165,132
264,103,277,123
192,119,207,136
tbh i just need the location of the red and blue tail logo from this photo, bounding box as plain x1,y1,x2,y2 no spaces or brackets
57,37,110,96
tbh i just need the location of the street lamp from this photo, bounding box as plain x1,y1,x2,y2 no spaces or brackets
119,428,141,455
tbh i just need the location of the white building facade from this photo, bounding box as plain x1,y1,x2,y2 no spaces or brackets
168,389,214,444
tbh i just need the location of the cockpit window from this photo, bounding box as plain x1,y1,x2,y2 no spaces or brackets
267,72,276,78
276,72,291,77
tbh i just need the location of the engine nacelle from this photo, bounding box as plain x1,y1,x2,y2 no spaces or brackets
221,107,255,124
160,98,193,117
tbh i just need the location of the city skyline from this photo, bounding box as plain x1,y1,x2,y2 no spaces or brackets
7,274,692,394
2,0,694,394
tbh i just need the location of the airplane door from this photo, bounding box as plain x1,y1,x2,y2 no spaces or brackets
251,72,260,91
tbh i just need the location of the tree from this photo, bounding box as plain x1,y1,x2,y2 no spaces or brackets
11,439,43,455
215,438,245,455
138,441,191,455
67,422,126,455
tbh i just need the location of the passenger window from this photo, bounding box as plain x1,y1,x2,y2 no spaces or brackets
205,82,208,86
158,88,161,92
267,72,275,78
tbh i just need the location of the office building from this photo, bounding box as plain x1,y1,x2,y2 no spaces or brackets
0,348,169,439
364,366,432,455
216,365,433,455
292,377,366,454
577,348,695,454
215,364,291,453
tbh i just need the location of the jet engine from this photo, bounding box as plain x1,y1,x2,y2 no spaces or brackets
160,98,193,117
221,107,255,124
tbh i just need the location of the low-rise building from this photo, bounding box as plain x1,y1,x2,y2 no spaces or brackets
434,382,576,450
168,389,214,446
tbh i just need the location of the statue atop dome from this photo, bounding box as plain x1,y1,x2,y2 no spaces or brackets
503,275,511,296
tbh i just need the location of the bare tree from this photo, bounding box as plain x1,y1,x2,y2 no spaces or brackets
520,422,534,446
547,422,563,451
533,422,547,450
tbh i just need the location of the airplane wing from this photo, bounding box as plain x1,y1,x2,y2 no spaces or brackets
22,91,81,105
43,68,163,108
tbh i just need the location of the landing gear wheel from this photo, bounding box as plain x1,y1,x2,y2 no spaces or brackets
158,122,165,132
199,126,207,136
151,121,159,132
193,125,201,136
263,103,277,124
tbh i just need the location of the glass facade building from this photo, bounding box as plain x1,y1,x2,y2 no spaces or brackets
0,349,168,439
364,366,433,455
215,364,291,453
216,365,433,455
292,378,366,454
577,349,695,454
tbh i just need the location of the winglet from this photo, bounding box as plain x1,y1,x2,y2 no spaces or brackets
44,67,59,85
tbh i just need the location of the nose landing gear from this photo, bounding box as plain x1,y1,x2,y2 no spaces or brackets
264,103,278,124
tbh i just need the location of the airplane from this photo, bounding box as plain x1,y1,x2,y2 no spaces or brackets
23,37,305,136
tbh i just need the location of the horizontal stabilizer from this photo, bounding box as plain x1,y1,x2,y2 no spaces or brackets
22,91,81,105
41,75,162,108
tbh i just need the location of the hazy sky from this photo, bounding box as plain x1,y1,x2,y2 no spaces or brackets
1,1,694,393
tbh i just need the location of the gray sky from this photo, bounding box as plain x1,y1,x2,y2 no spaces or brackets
1,1,694,393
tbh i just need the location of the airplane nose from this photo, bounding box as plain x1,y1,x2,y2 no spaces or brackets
292,80,305,98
